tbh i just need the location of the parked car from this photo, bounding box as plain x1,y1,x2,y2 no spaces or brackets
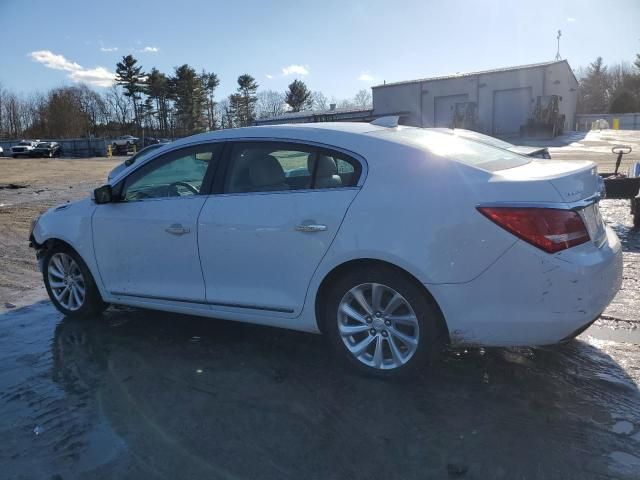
141,136,171,147
111,135,139,148
11,140,38,157
0,146,3,156
30,120,622,377
30,141,61,158
444,128,552,159
108,143,168,181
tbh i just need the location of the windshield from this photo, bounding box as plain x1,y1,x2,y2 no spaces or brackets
376,127,531,172
36,142,50,147
18,141,32,146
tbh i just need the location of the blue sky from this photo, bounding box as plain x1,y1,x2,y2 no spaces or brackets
1,0,639,100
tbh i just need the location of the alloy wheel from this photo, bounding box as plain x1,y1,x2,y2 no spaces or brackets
337,283,419,370
47,253,86,311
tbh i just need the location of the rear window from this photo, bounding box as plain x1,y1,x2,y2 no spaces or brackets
376,127,531,172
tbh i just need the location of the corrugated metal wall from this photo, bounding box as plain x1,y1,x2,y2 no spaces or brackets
0,138,107,157
575,113,640,131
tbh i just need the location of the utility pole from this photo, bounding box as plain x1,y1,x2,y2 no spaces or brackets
555,30,562,61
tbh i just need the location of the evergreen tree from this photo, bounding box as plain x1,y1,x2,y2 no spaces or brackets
577,57,610,114
145,68,170,136
171,64,207,135
200,70,220,130
284,79,312,112
115,55,145,130
230,74,258,126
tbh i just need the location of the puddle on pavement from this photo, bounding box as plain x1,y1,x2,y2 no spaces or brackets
1,303,639,479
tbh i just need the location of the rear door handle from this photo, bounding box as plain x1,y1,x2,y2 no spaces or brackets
165,223,190,235
295,224,327,233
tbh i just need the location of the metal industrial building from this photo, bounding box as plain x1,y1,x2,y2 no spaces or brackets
372,60,578,135
256,60,578,136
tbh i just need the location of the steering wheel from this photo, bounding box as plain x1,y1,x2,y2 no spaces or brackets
169,181,199,195
612,145,632,155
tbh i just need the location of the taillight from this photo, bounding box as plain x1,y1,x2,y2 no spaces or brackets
477,207,590,253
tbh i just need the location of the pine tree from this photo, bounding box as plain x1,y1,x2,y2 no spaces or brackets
284,79,312,112
115,55,145,131
171,64,207,135
577,57,610,114
232,74,258,126
200,71,220,130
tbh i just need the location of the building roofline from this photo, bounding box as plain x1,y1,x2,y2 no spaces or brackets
372,59,575,89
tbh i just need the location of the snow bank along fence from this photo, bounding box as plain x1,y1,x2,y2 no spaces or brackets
0,138,108,157
576,113,640,131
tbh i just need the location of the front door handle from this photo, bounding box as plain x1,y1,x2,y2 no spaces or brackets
295,224,327,233
165,223,190,235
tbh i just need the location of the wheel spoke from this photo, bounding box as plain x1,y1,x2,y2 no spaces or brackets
49,280,65,288
338,323,370,336
371,283,383,312
386,314,418,326
347,335,375,356
388,327,418,347
372,335,384,368
350,286,373,316
387,337,404,366
71,286,82,308
52,255,65,274
383,293,404,316
48,266,64,279
340,303,368,325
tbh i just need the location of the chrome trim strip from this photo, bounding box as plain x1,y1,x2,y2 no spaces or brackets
110,291,294,313
476,194,601,212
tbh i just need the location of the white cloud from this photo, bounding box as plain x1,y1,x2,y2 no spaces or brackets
265,74,274,79
282,64,309,76
358,72,374,82
140,46,159,53
100,46,118,52
567,17,576,22
29,50,115,87
69,67,116,88
29,50,82,71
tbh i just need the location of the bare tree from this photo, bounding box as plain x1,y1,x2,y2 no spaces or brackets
353,89,372,108
105,84,131,133
256,90,285,118
311,91,328,110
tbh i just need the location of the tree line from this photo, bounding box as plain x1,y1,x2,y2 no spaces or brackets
0,54,373,140
4,52,638,141
577,53,640,114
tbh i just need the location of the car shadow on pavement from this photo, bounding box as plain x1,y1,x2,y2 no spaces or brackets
12,305,630,480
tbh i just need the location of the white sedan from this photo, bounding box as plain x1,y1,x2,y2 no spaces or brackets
30,120,623,376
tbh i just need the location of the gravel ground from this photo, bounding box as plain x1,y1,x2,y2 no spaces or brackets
0,131,639,479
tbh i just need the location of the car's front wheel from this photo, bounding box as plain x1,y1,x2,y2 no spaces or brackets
323,265,445,377
43,246,107,318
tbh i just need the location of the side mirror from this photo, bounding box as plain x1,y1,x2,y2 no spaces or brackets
93,184,113,204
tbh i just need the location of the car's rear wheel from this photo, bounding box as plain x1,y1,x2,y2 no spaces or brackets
43,246,107,318
322,265,444,377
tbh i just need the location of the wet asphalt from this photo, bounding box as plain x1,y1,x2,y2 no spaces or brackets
1,200,640,479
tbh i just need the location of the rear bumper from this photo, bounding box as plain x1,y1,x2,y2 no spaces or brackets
428,226,623,347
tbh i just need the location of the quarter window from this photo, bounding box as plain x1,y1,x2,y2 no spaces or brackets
120,144,220,201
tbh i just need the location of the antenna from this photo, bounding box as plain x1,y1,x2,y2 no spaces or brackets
555,30,562,60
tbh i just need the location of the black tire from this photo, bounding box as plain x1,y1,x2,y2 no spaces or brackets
43,244,107,318
322,265,445,377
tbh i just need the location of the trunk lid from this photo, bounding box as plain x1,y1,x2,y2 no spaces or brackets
496,160,600,202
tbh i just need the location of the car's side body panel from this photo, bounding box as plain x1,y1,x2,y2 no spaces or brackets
31,123,624,347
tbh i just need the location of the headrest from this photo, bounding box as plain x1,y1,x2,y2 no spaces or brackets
308,154,338,177
249,155,285,186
